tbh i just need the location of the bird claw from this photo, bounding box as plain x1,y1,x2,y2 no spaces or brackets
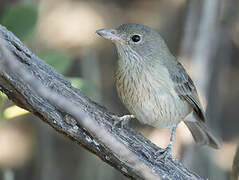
154,147,172,163
112,115,134,128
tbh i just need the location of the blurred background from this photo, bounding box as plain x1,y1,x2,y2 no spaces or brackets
0,0,238,179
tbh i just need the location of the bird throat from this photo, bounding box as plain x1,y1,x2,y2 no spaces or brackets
114,44,152,112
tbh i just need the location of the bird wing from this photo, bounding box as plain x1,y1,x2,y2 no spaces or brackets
167,61,206,122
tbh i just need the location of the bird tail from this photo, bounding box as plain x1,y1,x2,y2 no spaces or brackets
184,120,221,149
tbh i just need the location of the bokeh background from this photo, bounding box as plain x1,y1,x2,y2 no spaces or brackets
0,0,238,180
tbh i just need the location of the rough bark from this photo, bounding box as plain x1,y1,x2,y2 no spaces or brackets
0,24,204,180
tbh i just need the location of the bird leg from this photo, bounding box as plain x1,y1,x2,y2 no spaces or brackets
154,124,177,162
113,115,135,128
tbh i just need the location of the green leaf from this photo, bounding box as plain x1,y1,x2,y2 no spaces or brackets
0,92,7,99
68,77,96,98
69,77,85,90
39,51,71,74
0,92,7,124
1,4,38,40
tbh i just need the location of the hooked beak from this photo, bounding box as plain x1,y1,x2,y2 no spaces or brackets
96,29,127,44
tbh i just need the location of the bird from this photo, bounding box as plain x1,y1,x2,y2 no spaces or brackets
96,23,221,160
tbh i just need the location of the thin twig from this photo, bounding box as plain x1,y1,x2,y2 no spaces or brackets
231,144,239,180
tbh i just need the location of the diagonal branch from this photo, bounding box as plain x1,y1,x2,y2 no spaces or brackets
0,24,204,180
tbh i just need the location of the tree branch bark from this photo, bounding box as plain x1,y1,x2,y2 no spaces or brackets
0,24,204,180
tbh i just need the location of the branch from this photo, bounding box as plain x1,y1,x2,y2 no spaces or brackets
232,144,239,180
0,24,204,180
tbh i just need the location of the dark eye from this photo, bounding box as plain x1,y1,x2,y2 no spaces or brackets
131,35,141,42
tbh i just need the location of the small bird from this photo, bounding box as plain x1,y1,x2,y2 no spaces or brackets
96,23,221,159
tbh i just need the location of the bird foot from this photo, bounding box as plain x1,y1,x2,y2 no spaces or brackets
113,115,135,128
154,146,172,163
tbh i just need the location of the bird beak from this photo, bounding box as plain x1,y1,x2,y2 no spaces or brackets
96,29,127,44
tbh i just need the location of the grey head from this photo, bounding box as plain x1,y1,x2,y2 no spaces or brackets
96,23,173,65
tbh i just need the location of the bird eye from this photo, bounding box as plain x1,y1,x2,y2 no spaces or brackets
131,35,141,42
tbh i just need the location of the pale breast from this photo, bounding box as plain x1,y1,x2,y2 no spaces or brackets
115,62,192,128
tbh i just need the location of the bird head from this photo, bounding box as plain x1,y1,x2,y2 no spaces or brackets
96,23,171,64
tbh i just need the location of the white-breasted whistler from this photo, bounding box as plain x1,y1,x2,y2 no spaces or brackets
96,23,221,160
